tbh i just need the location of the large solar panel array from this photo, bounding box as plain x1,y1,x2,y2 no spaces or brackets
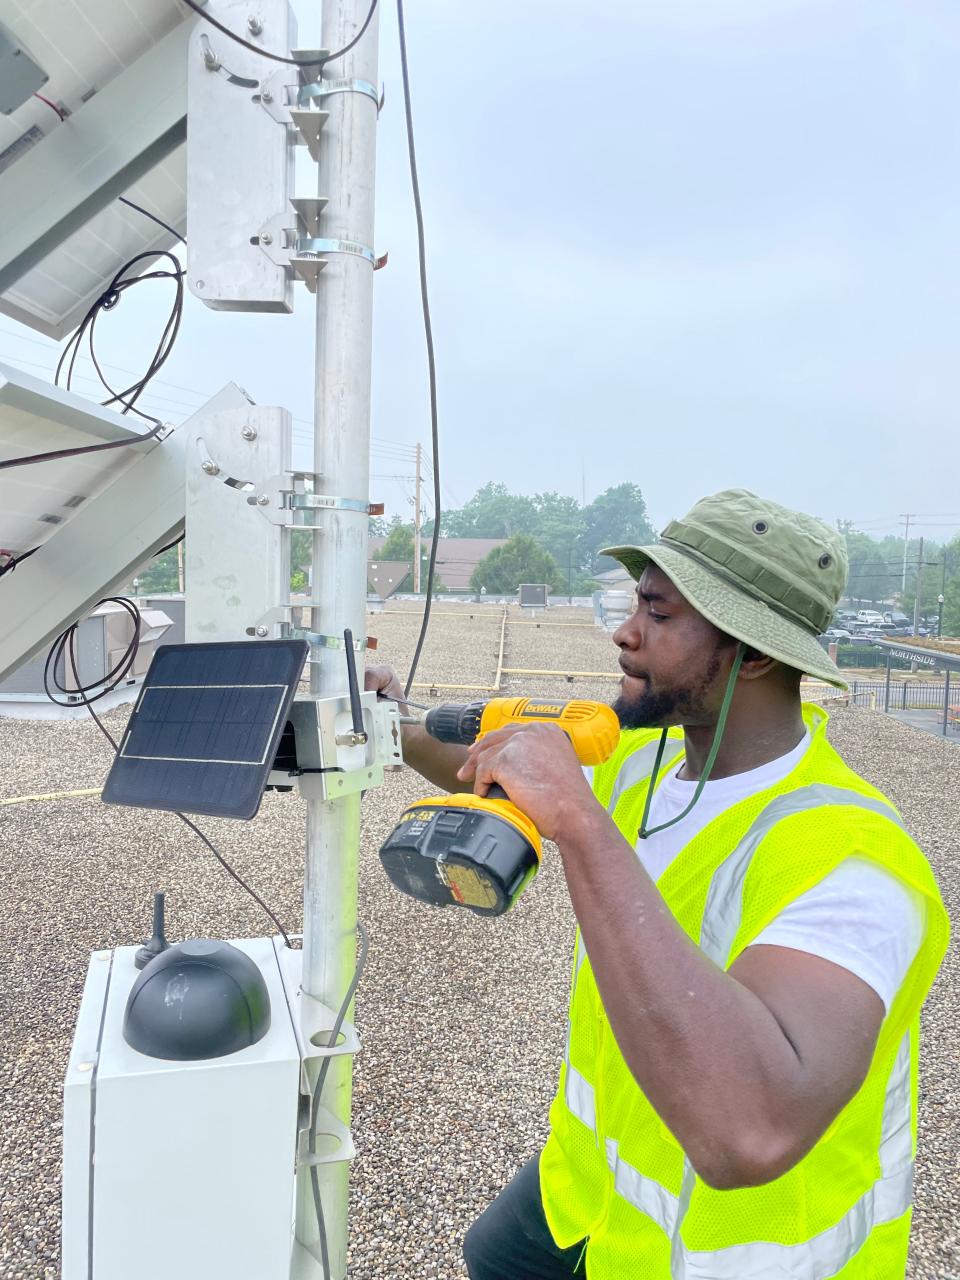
0,0,189,337
103,640,308,819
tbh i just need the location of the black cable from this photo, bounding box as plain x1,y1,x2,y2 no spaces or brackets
43,600,294,948
174,812,293,950
154,534,185,558
55,250,186,425
179,0,378,69
118,196,187,246
34,92,65,121
0,421,165,471
309,921,369,1278
0,547,40,577
397,0,442,698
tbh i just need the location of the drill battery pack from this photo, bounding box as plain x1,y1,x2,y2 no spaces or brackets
378,793,541,917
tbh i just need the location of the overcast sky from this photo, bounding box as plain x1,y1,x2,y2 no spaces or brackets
4,0,960,544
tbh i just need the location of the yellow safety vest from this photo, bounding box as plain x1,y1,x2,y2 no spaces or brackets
539,704,949,1279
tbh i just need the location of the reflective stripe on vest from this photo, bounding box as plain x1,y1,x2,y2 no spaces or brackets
590,1034,913,1279
699,785,902,967
559,780,912,1273
606,739,682,814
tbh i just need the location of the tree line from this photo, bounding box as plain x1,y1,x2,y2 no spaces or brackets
130,496,960,636
374,481,656,594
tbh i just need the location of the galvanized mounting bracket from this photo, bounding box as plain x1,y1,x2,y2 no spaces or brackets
265,691,402,802
290,106,329,160
273,940,359,1169
250,472,384,527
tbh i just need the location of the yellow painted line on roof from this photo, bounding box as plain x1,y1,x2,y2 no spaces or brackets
0,787,101,807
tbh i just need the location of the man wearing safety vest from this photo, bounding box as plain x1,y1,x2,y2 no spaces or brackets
369,489,950,1279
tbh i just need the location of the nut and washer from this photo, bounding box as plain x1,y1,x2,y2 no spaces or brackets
247,15,263,34
241,425,258,440
256,495,271,507
201,459,220,475
255,625,269,637
259,231,273,245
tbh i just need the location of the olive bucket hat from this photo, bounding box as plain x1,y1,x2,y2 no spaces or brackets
602,488,849,690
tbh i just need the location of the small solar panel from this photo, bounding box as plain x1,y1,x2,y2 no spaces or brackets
103,640,308,820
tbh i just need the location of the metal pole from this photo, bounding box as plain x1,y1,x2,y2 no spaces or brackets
944,670,951,737
884,652,891,713
299,2,380,1274
414,440,422,594
912,537,923,637
901,513,911,597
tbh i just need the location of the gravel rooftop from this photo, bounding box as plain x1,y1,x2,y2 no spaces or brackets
1,603,957,1279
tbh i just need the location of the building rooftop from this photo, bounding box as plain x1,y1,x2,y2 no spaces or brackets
1,604,957,1278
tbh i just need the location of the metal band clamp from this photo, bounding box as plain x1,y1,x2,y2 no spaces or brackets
290,631,373,651
289,494,382,514
298,78,379,108
296,237,377,266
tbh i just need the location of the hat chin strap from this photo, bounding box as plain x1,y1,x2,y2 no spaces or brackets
637,642,746,841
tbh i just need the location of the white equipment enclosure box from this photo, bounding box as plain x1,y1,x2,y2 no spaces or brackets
63,939,301,1280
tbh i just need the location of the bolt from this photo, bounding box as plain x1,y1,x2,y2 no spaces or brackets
247,14,264,34
201,459,220,475
261,90,273,104
255,626,269,637
260,231,273,245
257,494,270,506
241,425,258,440
196,279,205,289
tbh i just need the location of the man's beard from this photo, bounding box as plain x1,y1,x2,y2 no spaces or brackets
612,685,683,730
612,649,724,730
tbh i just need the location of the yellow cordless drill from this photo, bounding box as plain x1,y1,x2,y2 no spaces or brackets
379,697,620,916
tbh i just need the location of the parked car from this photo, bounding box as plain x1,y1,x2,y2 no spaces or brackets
823,628,852,642
856,609,885,625
883,611,910,627
860,628,888,642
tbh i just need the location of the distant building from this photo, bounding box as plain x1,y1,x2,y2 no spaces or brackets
367,537,508,592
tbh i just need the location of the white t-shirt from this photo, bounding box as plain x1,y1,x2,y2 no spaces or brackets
590,735,926,1011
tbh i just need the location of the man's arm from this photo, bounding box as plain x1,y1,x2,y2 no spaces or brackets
459,723,886,1190
364,665,468,794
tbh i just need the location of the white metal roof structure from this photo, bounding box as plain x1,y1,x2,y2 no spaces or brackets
0,372,252,683
0,0,190,338
0,361,163,559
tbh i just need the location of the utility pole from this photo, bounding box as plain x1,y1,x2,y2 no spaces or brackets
414,440,422,593
900,514,913,597
301,0,380,1274
912,537,924,638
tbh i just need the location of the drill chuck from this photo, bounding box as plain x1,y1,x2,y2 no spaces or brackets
423,701,485,745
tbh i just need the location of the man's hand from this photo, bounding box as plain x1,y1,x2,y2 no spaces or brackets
365,664,468,794
455,723,598,842
364,664,411,712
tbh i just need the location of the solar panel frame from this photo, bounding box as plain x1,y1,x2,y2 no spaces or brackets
0,0,190,338
102,639,309,819
0,360,166,558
